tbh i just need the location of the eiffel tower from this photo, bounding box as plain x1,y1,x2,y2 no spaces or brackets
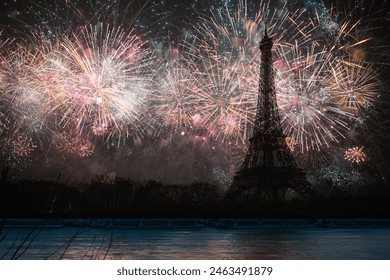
225,30,319,203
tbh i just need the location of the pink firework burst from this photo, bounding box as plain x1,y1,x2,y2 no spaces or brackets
344,146,367,164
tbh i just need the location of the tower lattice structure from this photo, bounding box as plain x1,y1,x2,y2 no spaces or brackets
226,31,319,202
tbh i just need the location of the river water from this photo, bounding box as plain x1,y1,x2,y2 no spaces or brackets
1,220,390,259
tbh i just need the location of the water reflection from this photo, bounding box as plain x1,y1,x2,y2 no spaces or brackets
1,226,390,259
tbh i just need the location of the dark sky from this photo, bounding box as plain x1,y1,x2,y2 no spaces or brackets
1,1,388,36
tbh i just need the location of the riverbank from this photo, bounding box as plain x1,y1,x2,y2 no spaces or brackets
1,180,390,218
2,218,390,229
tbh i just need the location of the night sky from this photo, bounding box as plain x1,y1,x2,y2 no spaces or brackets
0,0,389,192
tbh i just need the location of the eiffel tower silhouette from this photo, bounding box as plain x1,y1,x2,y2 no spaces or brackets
225,30,320,203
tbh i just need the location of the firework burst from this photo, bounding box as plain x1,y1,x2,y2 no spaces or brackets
344,145,367,164
11,134,37,158
276,43,353,153
28,23,155,146
0,41,52,137
150,59,199,135
190,53,254,142
326,60,381,114
53,130,95,157
55,23,153,140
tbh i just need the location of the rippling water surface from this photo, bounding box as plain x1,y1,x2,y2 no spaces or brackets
1,221,390,259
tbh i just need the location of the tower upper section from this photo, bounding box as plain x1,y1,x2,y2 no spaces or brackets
259,30,273,51
253,29,282,137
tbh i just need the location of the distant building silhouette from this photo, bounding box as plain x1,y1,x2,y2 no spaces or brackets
226,30,319,203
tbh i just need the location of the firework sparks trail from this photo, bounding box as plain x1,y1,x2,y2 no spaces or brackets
1,22,156,154
150,59,200,137
11,134,37,158
276,42,354,153
45,23,154,143
319,163,363,191
326,59,381,114
53,130,95,157
190,52,254,143
0,0,159,161
0,39,56,146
